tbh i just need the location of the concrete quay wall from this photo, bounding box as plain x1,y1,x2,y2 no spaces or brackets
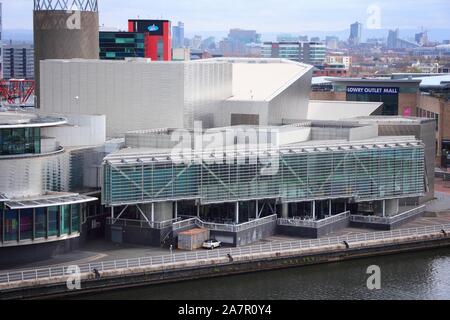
2,232,450,299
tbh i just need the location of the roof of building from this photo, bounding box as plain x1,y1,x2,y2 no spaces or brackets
307,100,382,121
311,76,332,85
0,110,67,129
104,135,422,165
326,77,422,84
414,74,450,88
352,116,435,125
4,192,97,210
219,58,313,102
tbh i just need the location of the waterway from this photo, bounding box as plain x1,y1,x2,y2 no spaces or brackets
80,248,450,300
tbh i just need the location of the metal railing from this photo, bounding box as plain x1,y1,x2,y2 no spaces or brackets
173,215,277,233
1,222,449,285
349,205,426,224
107,217,181,230
278,211,350,228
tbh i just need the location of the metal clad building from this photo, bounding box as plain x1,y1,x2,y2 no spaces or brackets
33,0,99,107
41,59,233,137
40,58,311,137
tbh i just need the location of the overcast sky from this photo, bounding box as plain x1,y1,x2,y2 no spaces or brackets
3,0,450,32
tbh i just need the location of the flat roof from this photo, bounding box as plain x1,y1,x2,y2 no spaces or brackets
227,59,312,101
307,100,382,121
104,136,422,165
0,111,66,129
414,75,450,88
352,116,434,124
5,193,98,210
326,77,422,84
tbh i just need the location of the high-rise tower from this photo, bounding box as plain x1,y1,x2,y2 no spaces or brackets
33,0,99,107
349,22,363,46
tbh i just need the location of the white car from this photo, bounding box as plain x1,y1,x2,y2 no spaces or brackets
202,239,221,249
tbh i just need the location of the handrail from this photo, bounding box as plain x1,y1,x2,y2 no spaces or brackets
173,215,277,232
1,222,449,285
349,205,426,224
278,211,351,228
106,217,181,230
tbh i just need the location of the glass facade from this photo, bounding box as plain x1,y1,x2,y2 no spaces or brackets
0,204,82,244
99,32,145,60
347,92,399,116
103,145,425,206
0,127,41,156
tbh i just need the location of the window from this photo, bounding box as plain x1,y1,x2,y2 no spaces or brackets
35,207,46,239
347,92,399,116
48,206,58,237
61,205,71,235
4,209,18,242
0,128,40,155
71,204,80,233
19,209,33,240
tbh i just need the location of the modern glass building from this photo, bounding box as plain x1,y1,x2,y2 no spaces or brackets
0,196,90,244
0,112,98,254
0,126,41,155
99,32,145,60
103,140,424,207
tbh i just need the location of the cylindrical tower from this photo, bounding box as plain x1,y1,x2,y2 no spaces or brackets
33,0,99,107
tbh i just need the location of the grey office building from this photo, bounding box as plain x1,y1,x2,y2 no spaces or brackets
3,44,34,79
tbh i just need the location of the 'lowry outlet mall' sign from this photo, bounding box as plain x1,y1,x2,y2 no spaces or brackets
347,86,399,95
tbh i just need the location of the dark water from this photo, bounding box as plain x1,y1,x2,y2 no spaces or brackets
81,248,450,300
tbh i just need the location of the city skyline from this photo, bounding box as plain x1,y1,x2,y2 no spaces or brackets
2,0,450,33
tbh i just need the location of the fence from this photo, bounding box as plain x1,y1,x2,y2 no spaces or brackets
278,211,350,228
173,215,277,233
106,217,181,230
349,205,426,225
1,222,449,285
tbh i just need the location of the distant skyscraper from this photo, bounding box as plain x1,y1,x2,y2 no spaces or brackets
201,37,216,50
415,31,428,46
221,29,261,56
349,22,363,46
172,21,185,49
386,28,419,50
387,29,399,49
192,35,202,50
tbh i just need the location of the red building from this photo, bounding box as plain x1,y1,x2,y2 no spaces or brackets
128,19,172,61
313,63,349,77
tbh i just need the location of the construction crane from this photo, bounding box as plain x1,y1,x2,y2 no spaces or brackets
0,79,35,106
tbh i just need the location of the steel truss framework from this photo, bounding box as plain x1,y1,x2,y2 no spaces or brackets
34,0,98,12
0,79,35,105
103,142,425,207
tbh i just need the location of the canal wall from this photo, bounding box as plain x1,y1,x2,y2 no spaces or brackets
1,231,450,300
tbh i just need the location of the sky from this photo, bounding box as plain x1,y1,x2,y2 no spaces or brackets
2,0,450,33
